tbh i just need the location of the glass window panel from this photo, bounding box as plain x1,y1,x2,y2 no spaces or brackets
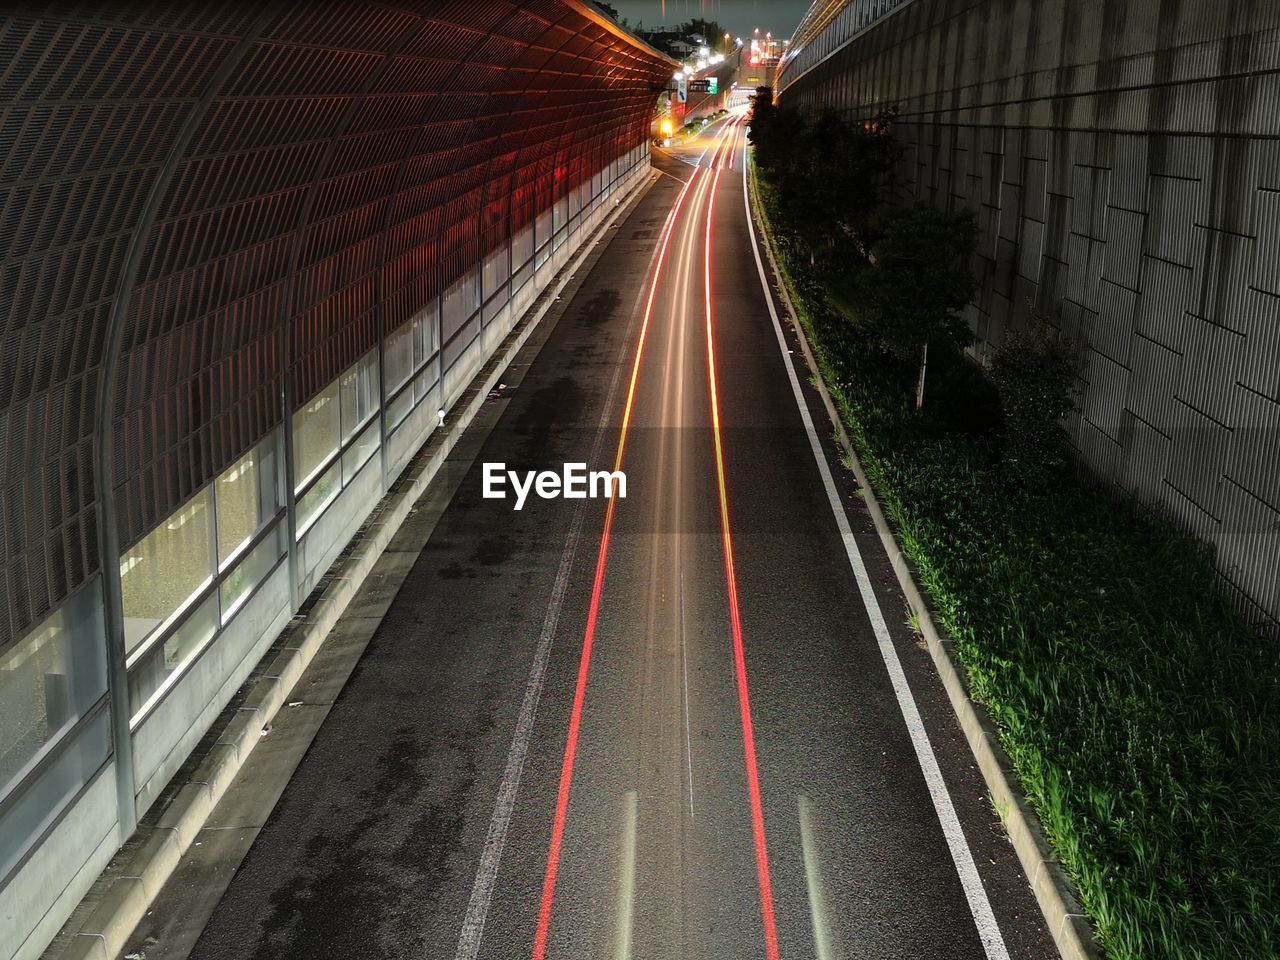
442,270,477,345
0,707,109,882
293,381,340,492
215,432,279,568
128,593,219,720
483,244,509,301
443,313,479,372
384,321,414,398
296,461,341,537
341,351,378,440
414,366,438,405
342,419,379,485
512,224,533,270
220,525,285,623
0,586,106,801
411,317,424,368
120,488,214,655
424,304,440,358
386,385,415,434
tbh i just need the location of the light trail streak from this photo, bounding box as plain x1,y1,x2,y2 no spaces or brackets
702,114,782,960
531,150,705,960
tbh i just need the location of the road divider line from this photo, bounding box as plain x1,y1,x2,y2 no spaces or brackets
614,791,639,960
680,570,695,818
797,795,836,960
531,156,703,960
703,116,783,960
739,142,1011,960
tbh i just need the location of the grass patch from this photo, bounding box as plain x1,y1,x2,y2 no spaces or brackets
751,158,1280,960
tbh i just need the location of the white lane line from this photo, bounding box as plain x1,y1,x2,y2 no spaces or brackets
797,795,836,960
680,570,695,818
615,790,639,960
453,505,584,960
655,166,693,184
454,193,675,960
740,157,1012,960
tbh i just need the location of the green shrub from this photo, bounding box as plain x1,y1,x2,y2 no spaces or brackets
751,154,1280,960
989,325,1078,488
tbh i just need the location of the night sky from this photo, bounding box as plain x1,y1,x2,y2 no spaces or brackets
606,0,814,39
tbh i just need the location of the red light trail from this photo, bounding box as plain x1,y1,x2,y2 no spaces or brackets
532,116,760,960
531,140,712,960
702,114,782,960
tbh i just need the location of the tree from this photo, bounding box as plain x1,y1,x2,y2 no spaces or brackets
680,18,727,51
784,110,899,268
989,323,1078,487
748,92,807,186
834,206,978,408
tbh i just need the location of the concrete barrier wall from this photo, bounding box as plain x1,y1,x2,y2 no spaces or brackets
777,0,1280,634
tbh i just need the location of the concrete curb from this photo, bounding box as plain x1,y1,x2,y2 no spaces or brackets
48,167,659,960
745,160,1104,960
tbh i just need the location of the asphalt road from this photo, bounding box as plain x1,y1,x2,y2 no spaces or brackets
177,115,1059,960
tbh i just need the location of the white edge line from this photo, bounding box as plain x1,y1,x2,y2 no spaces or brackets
740,151,1011,960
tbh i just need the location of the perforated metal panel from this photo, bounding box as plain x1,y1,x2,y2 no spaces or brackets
778,0,1280,635
0,0,670,651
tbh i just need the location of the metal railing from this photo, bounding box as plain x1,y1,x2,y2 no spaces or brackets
777,0,917,93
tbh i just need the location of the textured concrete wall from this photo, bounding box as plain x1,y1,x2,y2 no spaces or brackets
778,0,1280,634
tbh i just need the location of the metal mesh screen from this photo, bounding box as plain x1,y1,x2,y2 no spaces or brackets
0,0,670,650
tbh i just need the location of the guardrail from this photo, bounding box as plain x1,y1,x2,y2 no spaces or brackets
777,0,916,92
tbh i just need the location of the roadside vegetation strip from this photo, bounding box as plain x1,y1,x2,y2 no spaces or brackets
746,105,1280,960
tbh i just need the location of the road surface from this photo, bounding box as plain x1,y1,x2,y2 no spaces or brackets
159,115,1057,960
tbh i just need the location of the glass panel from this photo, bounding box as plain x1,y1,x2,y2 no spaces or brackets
342,419,379,485
414,366,438,405
386,385,415,433
512,224,533,271
442,270,477,345
0,585,106,802
341,351,378,440
220,525,285,623
412,313,428,367
215,432,279,568
128,593,219,720
296,461,341,537
120,488,214,654
384,321,414,398
0,707,110,882
483,243,509,301
293,380,340,492
443,313,478,372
